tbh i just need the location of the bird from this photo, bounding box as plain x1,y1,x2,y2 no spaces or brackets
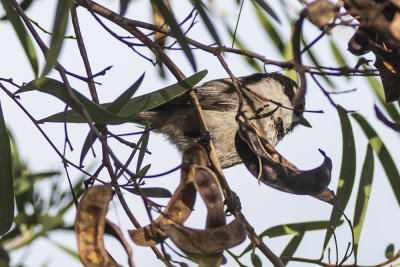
131,72,310,168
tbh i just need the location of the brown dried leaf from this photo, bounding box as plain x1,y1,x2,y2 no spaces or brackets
306,0,337,29
374,56,400,103
235,119,334,202
75,186,121,267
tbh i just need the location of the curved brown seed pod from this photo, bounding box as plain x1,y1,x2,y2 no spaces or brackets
75,186,121,267
129,145,205,246
160,218,247,254
235,119,333,197
189,165,225,229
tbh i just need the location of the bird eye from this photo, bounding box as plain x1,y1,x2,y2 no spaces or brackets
294,104,305,115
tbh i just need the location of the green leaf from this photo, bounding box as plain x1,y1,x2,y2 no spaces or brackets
79,73,145,165
136,130,150,173
119,0,132,15
301,36,334,87
36,70,208,124
42,0,74,76
50,240,80,260
1,0,38,77
322,106,356,252
0,101,14,235
364,74,400,122
252,2,284,54
283,41,298,83
151,0,196,71
352,113,400,206
240,220,341,257
385,243,395,259
226,26,262,72
251,253,262,267
280,231,305,265
17,77,131,124
136,164,151,179
329,39,347,69
191,0,221,46
252,0,280,23
260,220,342,238
125,187,172,198
353,144,374,261
14,171,59,195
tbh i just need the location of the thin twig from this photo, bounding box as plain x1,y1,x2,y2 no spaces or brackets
70,5,99,103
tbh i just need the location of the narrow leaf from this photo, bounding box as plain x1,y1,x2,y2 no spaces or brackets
252,2,284,53
252,0,280,23
119,0,131,15
17,78,130,124
226,26,262,72
302,36,334,87
239,220,341,257
260,220,342,238
51,240,80,260
125,187,172,198
322,106,356,252
42,0,74,76
353,144,374,260
364,74,400,122
191,0,221,46
385,244,395,259
251,253,262,267
1,0,38,77
151,0,196,71
329,39,347,69
280,231,305,265
79,73,145,165
37,70,207,124
0,101,14,235
136,130,149,173
352,113,400,206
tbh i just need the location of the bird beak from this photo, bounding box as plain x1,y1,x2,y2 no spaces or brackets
299,115,312,128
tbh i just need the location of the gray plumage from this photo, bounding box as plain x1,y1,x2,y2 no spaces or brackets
132,73,306,168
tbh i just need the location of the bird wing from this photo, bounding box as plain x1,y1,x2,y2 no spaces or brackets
151,78,239,111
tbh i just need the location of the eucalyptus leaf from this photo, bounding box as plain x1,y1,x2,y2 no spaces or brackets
322,106,356,252
136,130,150,173
329,39,347,72
364,74,400,122
352,113,400,206
36,70,208,124
252,2,284,53
79,73,145,165
0,102,14,235
1,0,38,77
119,0,132,15
280,231,305,265
151,0,196,71
191,0,221,46
42,0,74,76
240,220,341,257
226,25,262,72
252,0,280,23
251,253,262,267
125,187,172,198
353,144,374,260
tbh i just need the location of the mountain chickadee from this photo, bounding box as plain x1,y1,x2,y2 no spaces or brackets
132,73,310,168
